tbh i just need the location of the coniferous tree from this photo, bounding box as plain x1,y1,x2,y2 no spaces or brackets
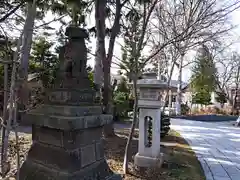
116,77,129,93
30,37,58,88
191,44,217,105
215,91,227,108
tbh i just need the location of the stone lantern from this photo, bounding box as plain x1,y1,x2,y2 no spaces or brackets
134,79,168,168
19,27,121,180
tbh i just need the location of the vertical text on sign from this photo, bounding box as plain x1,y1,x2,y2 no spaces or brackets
144,116,153,148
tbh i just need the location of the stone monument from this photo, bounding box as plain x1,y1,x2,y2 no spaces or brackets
19,26,121,180
134,79,166,168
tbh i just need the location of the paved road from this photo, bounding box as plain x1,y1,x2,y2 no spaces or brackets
171,119,240,180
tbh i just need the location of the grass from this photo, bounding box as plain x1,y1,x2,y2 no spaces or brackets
105,128,206,180
161,130,206,180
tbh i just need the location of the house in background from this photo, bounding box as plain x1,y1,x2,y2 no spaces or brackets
181,85,217,108
182,84,240,111
211,87,240,110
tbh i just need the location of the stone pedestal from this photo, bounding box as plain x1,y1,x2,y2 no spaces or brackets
134,83,165,168
134,108,163,167
19,27,121,180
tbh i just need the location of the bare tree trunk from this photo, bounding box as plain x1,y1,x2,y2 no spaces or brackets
102,63,115,137
176,54,184,115
13,93,20,180
102,0,122,137
94,41,103,95
3,63,8,126
0,62,9,173
232,64,240,114
123,75,138,174
162,60,176,113
94,0,104,93
94,0,107,88
1,32,22,178
94,0,116,137
18,0,36,109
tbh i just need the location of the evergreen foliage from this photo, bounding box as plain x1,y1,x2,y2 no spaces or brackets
215,91,227,105
119,6,146,81
113,76,131,119
30,37,58,88
191,44,217,105
116,77,129,93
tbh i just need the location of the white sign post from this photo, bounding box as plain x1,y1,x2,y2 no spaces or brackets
134,86,163,168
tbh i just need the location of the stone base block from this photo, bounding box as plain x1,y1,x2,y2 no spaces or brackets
19,159,122,180
134,153,164,168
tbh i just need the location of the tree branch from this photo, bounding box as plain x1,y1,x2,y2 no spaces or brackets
106,0,122,62
35,15,66,29
0,1,24,23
